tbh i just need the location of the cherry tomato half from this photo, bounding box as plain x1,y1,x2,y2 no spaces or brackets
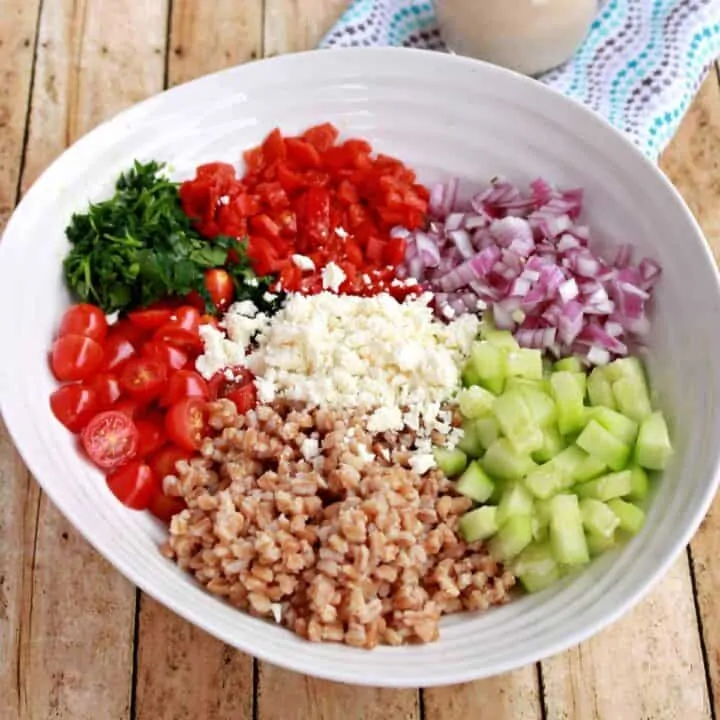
227,384,257,414
148,490,187,523
165,398,208,451
204,269,235,313
113,398,146,420
49,384,98,432
111,318,148,347
128,307,174,330
141,340,188,371
106,461,155,510
148,445,193,480
119,358,168,403
161,370,209,407
81,410,139,470
51,334,104,382
153,324,202,352
135,415,167,458
58,304,108,343
173,306,201,334
89,373,122,410
101,333,137,372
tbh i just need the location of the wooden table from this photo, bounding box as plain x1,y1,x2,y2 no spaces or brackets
1,2,719,718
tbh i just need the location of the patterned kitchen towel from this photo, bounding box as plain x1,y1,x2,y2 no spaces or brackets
320,0,720,159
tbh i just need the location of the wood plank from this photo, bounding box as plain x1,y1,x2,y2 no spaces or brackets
423,667,542,720
661,67,720,716
541,557,711,720
257,3,419,718
8,1,167,718
263,0,347,56
133,2,259,717
0,3,44,716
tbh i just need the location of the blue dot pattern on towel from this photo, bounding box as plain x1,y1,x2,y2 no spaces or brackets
320,0,720,160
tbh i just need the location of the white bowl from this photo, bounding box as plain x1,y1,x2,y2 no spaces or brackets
0,48,718,688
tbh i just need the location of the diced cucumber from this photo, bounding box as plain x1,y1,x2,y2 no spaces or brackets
505,377,548,394
493,391,544,454
586,529,616,556
471,341,505,394
572,371,588,400
482,439,536,481
550,371,586,436
513,542,560,593
458,385,496,419
462,361,482,388
457,421,484,459
532,426,566,463
575,470,633,501
552,445,588,479
605,356,647,384
572,453,608,484
613,376,653,422
576,420,631,471
535,497,554,528
635,411,673,470
608,498,646,535
520,388,557,428
524,463,564,499
485,328,520,350
489,478,507,504
554,356,584,373
497,482,534,526
459,506,499,542
532,515,549,542
433,447,468,478
590,406,639,446
549,494,589,566
587,366,616,409
628,464,650,502
488,515,533,561
456,461,495,503
579,498,621,539
505,348,543,380
473,416,501,451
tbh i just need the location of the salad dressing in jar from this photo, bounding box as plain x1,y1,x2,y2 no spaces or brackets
435,0,597,76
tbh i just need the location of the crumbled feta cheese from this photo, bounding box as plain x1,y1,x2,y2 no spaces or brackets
409,453,436,475
105,311,119,325
255,376,276,403
270,603,282,623
219,195,230,205
292,254,316,272
441,304,456,320
367,406,403,433
246,277,259,287
335,226,349,239
356,443,376,464
321,262,346,292
224,367,236,381
300,437,320,461
263,291,277,303
195,325,248,379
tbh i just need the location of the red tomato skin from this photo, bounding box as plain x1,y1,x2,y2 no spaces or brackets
226,384,257,414
165,398,208,452
148,445,193,481
113,399,146,419
127,307,173,330
141,341,188,371
153,324,202,352
101,333,137,372
50,334,105,382
50,384,98,432
161,370,210,407
58,304,108,343
204,269,235,313
89,373,122,410
111,318,148,346
119,358,168,403
148,491,187,523
135,416,167,458
106,462,156,510
81,410,139,470
173,306,201,333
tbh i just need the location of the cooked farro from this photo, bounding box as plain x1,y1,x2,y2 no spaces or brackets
162,399,516,648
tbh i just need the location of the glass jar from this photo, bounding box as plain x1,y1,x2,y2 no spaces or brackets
435,0,597,76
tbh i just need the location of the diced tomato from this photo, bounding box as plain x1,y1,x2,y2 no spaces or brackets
256,182,289,210
243,146,264,174
384,237,407,266
285,138,322,169
58,304,108,343
250,213,281,240
106,461,156,510
51,334,104,382
81,410,139,470
165,398,208,452
247,236,281,276
119,358,168,403
302,122,339,152
50,384,98,432
226,383,257,414
89,372,123,410
262,128,286,164
302,187,330,243
365,236,386,263
196,162,236,181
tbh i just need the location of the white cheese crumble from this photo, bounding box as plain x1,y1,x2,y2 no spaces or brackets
321,262,346,292
335,226,349,239
300,437,320,461
291,254,316,272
